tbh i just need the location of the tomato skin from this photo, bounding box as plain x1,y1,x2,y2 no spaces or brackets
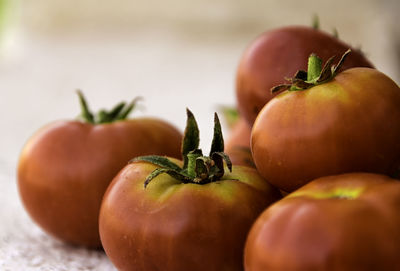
225,118,255,167
236,26,374,125
17,118,182,248
251,68,400,192
245,173,400,271
99,160,281,271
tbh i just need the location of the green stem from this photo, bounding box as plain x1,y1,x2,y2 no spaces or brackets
210,113,224,155
187,152,201,178
77,90,94,123
182,109,200,169
133,109,234,187
307,54,322,82
270,50,351,93
312,14,320,30
332,28,339,38
76,91,140,124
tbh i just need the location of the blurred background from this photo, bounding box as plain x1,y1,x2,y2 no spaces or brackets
0,0,399,269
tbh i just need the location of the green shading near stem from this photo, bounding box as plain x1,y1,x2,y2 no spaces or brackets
289,187,364,200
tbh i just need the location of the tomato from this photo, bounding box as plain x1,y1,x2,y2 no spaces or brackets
99,109,281,271
17,92,182,248
245,173,400,271
236,25,374,125
220,106,254,167
251,52,400,192
225,118,254,167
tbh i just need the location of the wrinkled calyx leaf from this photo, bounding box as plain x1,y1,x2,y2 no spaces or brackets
77,90,141,124
271,49,351,93
132,109,233,188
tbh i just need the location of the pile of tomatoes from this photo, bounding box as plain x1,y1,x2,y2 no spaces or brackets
17,23,400,271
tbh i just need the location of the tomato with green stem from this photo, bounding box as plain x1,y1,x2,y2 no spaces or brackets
99,109,281,271
17,91,182,248
251,50,400,192
245,173,400,271
236,23,374,125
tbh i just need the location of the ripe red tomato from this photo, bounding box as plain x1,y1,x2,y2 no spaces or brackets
245,173,400,271
236,25,374,125
99,110,281,271
251,53,400,192
17,92,182,248
225,118,254,167
220,106,254,167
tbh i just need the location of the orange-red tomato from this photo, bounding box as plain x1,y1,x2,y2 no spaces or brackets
225,118,254,167
251,67,400,192
245,173,400,271
236,26,374,125
99,160,280,271
18,98,182,248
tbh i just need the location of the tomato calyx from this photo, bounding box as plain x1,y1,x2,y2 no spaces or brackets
271,49,351,93
77,90,141,124
132,109,233,188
